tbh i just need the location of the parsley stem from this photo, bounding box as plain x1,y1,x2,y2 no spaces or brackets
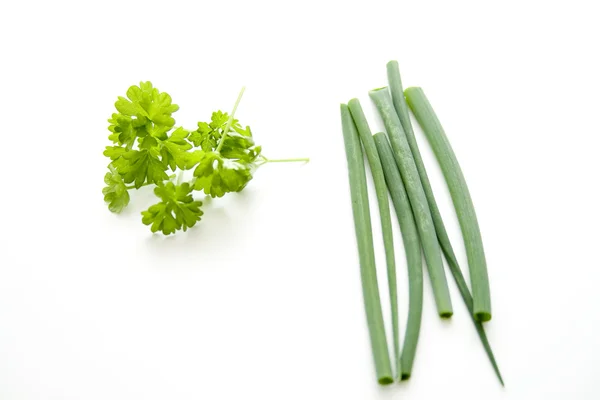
125,182,152,190
216,86,246,153
263,157,310,163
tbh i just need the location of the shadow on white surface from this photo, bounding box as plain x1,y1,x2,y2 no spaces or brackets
139,185,263,268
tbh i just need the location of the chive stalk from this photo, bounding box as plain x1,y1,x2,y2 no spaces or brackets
386,62,502,384
369,88,453,318
374,133,423,381
340,104,393,385
404,87,492,322
348,99,401,379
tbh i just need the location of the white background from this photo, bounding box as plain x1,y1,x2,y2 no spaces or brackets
1,1,599,399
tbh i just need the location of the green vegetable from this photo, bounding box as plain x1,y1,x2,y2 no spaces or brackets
102,165,130,213
373,133,423,381
387,62,502,384
348,99,400,380
340,103,393,385
103,82,308,235
405,87,492,322
141,182,203,235
447,255,504,385
369,87,453,318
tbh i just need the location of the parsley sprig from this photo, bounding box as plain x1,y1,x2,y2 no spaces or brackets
102,82,308,235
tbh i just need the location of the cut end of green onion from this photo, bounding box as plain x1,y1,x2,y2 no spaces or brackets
369,86,388,94
378,376,394,385
439,311,453,319
475,311,492,322
400,372,411,381
404,86,421,93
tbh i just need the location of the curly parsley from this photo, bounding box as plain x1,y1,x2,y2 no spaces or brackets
102,83,308,235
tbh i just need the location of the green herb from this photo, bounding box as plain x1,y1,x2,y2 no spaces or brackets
387,62,502,384
141,182,203,235
340,103,393,385
369,87,453,318
102,165,130,213
405,87,492,322
348,99,400,380
373,133,423,381
102,83,308,235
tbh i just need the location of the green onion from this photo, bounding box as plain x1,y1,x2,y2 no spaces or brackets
387,62,503,384
374,132,423,381
448,257,504,385
369,88,453,318
348,99,401,380
340,104,393,385
404,87,492,322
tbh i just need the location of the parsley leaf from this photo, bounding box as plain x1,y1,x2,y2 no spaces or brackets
115,148,168,189
188,111,243,151
219,130,262,163
160,127,193,171
111,81,179,144
188,110,261,164
188,121,217,151
103,145,128,160
141,182,203,235
102,165,130,213
193,152,253,198
107,112,151,148
116,82,179,127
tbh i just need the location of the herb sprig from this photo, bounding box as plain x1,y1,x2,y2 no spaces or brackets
102,82,308,235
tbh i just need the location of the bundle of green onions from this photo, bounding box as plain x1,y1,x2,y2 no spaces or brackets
340,61,502,385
